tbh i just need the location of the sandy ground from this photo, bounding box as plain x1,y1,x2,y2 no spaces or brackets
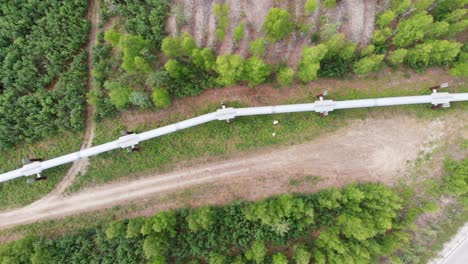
0,113,466,230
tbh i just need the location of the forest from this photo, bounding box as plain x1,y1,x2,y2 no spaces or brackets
0,0,90,148
90,0,467,120
0,158,466,263
0,0,466,146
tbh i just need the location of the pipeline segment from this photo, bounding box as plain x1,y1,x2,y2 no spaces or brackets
1,92,467,184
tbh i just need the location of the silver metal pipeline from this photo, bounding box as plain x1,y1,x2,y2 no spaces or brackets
1,91,467,184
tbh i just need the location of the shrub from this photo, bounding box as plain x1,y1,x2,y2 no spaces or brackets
305,0,317,15
244,56,271,87
277,67,295,86
233,22,245,44
146,71,170,87
151,88,171,109
129,91,152,108
323,0,337,8
353,54,385,74
214,3,229,41
263,8,294,41
191,48,216,71
249,38,267,57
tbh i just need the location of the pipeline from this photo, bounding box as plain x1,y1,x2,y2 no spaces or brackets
1,90,467,184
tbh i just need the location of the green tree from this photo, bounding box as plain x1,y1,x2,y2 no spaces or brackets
305,0,317,15
215,54,245,86
406,42,433,69
272,252,288,264
105,221,127,239
293,244,311,264
151,88,171,109
377,10,395,28
191,48,216,71
187,206,215,232
442,8,467,23
209,253,227,264
143,235,168,260
161,33,197,59
244,194,314,235
415,0,435,11
298,44,328,83
104,29,122,46
427,21,449,38
245,240,267,264
233,22,245,44
372,28,392,45
429,40,462,65
152,255,167,264
249,38,267,57
127,217,145,238
120,34,151,73
164,59,191,79
450,52,468,77
388,48,408,66
244,56,271,87
392,0,411,15
393,11,433,47
277,67,295,86
360,45,375,57
263,8,294,41
353,54,384,74
109,85,132,109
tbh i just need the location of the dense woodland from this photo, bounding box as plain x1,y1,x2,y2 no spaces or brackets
0,0,466,146
0,158,466,263
0,0,90,148
90,0,468,120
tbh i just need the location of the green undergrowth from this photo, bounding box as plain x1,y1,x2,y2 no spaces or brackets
0,132,82,210
68,84,467,192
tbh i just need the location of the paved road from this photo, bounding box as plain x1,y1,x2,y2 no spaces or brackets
430,224,468,264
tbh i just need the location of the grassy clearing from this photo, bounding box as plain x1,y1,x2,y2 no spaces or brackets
0,132,82,210
68,84,467,192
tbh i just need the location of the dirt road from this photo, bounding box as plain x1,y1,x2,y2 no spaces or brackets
0,113,465,230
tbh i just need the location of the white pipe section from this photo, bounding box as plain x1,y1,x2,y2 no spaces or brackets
1,92,467,184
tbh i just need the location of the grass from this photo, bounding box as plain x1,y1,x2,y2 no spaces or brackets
0,131,82,210
67,84,467,192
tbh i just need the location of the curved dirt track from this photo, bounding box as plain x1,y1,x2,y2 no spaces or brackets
0,113,466,230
